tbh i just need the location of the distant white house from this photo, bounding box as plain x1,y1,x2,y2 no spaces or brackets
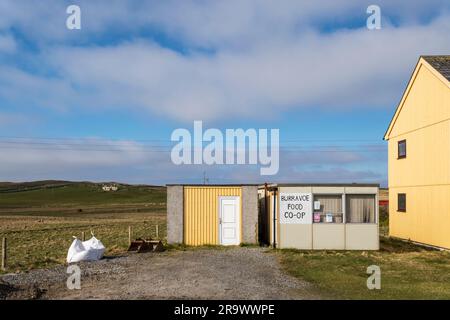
102,184,118,191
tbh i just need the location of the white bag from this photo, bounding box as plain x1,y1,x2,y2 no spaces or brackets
66,236,105,263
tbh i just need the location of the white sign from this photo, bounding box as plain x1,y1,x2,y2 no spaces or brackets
314,201,321,210
279,193,312,224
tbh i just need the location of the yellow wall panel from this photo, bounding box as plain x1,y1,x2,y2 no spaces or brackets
389,185,450,249
389,64,450,139
387,61,450,249
388,121,450,187
184,186,242,246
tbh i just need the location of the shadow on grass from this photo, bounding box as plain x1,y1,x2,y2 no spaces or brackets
379,236,438,253
276,236,437,256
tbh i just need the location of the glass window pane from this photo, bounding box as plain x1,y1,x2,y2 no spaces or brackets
398,140,406,158
313,195,343,223
346,195,375,223
398,193,406,212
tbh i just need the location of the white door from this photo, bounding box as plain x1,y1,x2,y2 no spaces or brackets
219,196,240,245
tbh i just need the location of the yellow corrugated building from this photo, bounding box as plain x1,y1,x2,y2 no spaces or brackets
167,184,259,246
384,55,450,249
184,186,242,246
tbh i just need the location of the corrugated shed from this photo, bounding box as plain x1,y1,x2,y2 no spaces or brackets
184,186,241,246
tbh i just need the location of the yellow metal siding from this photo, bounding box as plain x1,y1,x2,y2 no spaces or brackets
389,64,450,139
389,186,450,249
387,61,450,249
184,187,242,246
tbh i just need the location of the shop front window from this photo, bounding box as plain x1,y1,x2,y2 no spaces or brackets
313,195,343,223
345,195,375,223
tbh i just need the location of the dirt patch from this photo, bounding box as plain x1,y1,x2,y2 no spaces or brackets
0,278,46,300
1,247,320,300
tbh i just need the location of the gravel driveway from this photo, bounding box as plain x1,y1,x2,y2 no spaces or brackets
1,247,320,300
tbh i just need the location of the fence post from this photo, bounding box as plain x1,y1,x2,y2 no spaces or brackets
1,237,6,271
156,225,159,239
128,226,132,245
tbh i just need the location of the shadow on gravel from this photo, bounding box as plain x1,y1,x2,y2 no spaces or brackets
0,281,16,299
0,280,46,300
102,254,127,260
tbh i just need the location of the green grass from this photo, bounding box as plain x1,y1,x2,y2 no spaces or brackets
278,237,450,299
379,206,389,236
0,181,168,273
0,181,166,209
0,213,167,273
1,182,448,300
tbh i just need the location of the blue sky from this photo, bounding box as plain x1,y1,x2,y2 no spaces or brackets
0,0,449,185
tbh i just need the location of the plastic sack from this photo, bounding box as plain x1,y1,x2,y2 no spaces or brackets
66,236,105,263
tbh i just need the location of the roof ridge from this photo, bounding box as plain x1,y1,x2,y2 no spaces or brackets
422,55,450,82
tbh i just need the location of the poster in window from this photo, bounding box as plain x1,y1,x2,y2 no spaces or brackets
313,212,321,223
279,193,312,224
314,201,321,210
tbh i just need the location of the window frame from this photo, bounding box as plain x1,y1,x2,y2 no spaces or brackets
312,194,344,224
345,194,377,224
398,139,407,159
397,193,406,212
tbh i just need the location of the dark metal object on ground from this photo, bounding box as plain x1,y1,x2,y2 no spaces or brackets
127,238,164,253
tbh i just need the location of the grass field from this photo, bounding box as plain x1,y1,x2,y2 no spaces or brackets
1,182,449,300
0,181,167,273
278,237,450,299
276,191,450,299
0,180,165,209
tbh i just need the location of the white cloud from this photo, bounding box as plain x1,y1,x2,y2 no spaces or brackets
0,1,446,184
0,137,386,185
0,138,162,181
0,34,16,53
3,14,443,123
1,0,446,46
0,111,31,126
0,1,448,122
